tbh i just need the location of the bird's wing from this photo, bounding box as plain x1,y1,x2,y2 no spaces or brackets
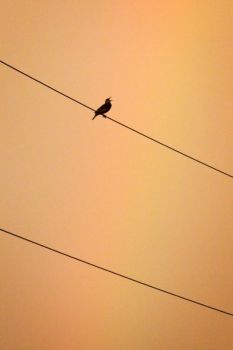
95,104,106,115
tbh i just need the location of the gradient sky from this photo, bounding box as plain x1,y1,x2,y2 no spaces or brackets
1,1,233,349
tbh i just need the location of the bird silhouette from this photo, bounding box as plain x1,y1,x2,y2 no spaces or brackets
92,98,112,120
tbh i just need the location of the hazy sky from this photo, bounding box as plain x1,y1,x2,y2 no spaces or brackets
1,1,233,349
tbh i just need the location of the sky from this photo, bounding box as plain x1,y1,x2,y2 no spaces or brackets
0,1,233,349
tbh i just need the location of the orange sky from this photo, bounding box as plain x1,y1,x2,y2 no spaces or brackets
1,1,233,349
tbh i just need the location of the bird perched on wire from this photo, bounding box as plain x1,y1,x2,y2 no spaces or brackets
92,98,112,120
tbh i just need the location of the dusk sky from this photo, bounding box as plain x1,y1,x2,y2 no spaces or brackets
1,1,233,349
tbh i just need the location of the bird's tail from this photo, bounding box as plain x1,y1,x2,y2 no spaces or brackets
92,114,97,120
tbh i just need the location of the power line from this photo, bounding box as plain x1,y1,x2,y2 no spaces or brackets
0,60,95,112
107,116,233,178
1,227,232,317
0,59,232,179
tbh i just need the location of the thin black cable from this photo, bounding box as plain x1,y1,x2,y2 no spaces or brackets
1,227,232,317
1,59,232,179
107,116,233,179
0,60,95,112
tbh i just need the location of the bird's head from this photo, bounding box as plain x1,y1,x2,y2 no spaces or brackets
105,97,112,103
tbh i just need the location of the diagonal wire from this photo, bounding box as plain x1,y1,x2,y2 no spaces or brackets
0,59,232,179
106,116,233,178
0,59,95,112
1,227,233,317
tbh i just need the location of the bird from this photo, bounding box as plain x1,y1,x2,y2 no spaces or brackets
92,98,112,120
